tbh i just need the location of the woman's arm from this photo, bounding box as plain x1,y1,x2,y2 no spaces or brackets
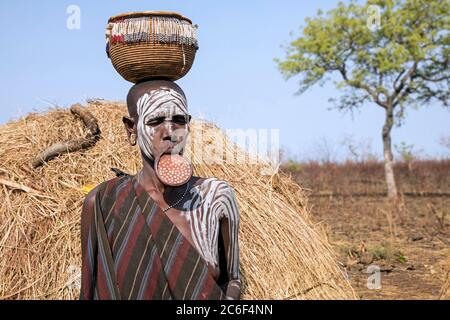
218,183,241,300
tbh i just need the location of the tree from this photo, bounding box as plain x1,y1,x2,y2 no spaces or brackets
276,0,449,198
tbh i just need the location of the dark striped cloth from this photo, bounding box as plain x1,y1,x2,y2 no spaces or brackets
80,174,225,300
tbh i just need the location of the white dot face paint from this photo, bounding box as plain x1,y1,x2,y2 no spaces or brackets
136,87,189,160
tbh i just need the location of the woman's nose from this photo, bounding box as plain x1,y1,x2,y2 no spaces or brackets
161,120,175,138
165,119,176,130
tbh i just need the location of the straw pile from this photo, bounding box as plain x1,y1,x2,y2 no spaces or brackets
0,101,355,300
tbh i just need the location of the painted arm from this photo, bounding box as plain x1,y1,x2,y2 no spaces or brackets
219,184,241,300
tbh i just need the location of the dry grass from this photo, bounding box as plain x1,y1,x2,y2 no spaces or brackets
0,101,355,300
439,252,450,299
286,160,450,195
285,159,449,299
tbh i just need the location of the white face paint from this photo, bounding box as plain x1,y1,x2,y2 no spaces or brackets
136,87,189,160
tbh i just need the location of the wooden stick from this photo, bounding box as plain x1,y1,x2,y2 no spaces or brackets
0,178,45,196
31,104,101,168
69,104,100,137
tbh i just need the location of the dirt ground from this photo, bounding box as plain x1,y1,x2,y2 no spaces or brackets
286,160,450,300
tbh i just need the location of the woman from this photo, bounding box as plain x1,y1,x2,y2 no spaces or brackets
79,80,241,300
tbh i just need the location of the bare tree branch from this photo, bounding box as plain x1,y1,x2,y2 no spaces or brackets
393,62,418,95
393,69,406,90
338,65,387,108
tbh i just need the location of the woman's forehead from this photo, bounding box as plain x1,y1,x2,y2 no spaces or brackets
137,89,188,117
147,103,186,117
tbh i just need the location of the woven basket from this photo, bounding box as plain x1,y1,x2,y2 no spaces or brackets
106,11,198,83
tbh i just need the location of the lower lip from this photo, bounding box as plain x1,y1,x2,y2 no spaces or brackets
163,148,184,155
163,146,174,153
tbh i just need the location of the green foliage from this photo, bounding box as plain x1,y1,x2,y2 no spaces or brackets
395,141,417,162
276,0,449,117
396,252,407,263
371,241,407,263
282,159,303,173
341,241,407,263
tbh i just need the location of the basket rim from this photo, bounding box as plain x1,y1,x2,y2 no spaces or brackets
108,11,193,24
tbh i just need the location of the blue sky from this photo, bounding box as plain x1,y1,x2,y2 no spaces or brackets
0,1,449,161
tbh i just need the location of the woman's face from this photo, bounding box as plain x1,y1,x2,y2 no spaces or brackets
136,87,190,161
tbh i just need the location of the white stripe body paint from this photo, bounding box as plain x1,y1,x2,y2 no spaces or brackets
136,88,188,160
182,178,240,281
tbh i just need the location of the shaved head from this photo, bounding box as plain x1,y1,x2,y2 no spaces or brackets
126,80,187,120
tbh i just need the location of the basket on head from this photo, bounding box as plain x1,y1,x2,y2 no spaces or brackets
106,11,199,83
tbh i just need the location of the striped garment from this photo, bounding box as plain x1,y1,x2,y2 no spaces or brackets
79,174,230,300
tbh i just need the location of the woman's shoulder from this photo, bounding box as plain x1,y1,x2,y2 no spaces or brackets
192,177,239,208
193,176,235,193
84,175,133,206
196,178,240,218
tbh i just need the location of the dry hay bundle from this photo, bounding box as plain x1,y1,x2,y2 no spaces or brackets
0,101,355,300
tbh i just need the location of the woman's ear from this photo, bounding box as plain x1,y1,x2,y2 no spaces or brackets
187,114,192,133
122,116,137,145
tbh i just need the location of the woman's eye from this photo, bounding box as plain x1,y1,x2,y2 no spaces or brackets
172,116,188,125
146,118,164,126
146,115,190,126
